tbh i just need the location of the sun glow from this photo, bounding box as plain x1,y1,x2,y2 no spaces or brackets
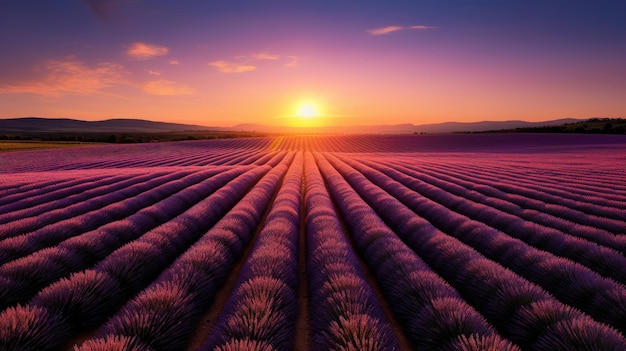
296,103,319,119
289,101,325,128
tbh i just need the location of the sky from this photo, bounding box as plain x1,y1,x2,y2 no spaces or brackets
0,0,625,128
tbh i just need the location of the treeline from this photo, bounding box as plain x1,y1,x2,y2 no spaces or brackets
488,118,626,134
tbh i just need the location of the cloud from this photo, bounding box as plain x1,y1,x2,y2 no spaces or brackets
367,25,405,35
285,55,298,68
252,52,280,60
0,56,196,98
83,0,141,19
127,42,169,60
410,25,438,30
142,79,195,95
84,0,113,19
209,60,256,73
367,25,437,35
0,57,129,97
210,52,295,72
83,0,118,19
169,59,180,65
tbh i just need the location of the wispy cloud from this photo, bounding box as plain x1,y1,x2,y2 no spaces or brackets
285,55,298,68
147,70,161,76
410,25,438,30
210,52,295,72
169,59,180,65
367,25,438,35
209,60,256,73
83,0,140,20
84,0,114,19
252,52,280,60
367,25,405,35
127,42,169,60
0,57,129,97
142,79,195,95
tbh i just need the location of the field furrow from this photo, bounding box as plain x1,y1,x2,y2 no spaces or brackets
417,162,626,223
376,158,626,252
407,161,626,233
354,157,626,282
334,156,626,331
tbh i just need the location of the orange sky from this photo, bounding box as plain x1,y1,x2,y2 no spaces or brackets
0,1,624,127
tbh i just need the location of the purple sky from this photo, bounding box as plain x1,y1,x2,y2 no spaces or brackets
1,0,624,127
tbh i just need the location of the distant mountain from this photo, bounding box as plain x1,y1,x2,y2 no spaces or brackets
229,118,583,134
0,117,584,135
0,118,215,134
411,118,583,134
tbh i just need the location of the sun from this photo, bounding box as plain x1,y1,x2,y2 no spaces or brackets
296,103,319,119
290,102,323,128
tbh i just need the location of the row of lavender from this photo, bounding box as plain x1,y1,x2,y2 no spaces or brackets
1,138,626,350
0,161,277,349
75,151,535,350
4,133,625,175
76,154,295,351
0,139,277,174
319,152,626,349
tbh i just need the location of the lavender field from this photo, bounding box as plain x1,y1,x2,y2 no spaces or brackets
1,133,625,351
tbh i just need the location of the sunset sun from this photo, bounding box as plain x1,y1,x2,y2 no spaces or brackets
289,101,325,128
296,103,320,119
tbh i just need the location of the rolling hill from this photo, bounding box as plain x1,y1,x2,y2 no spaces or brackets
0,118,214,134
0,117,585,135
